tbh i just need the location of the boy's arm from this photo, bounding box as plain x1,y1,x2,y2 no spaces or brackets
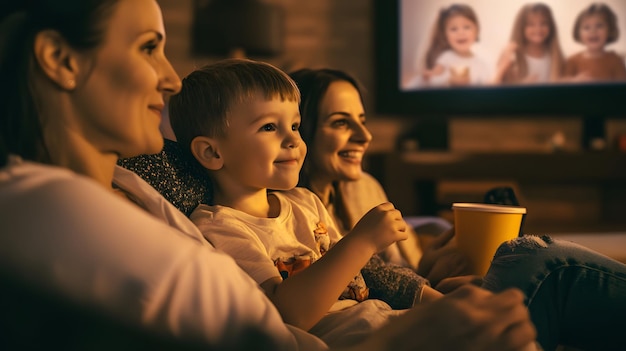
261,230,379,331
263,202,407,331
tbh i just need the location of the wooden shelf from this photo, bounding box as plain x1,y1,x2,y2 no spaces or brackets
377,152,626,226
387,151,626,182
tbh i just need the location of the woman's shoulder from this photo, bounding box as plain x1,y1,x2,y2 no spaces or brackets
340,173,385,193
338,173,388,210
0,158,199,243
0,157,102,201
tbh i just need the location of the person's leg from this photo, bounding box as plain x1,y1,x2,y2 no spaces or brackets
308,299,405,349
482,235,626,351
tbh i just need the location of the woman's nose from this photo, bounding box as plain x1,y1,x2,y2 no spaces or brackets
160,59,182,95
352,123,372,144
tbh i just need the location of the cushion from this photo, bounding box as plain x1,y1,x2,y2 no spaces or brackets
117,139,212,216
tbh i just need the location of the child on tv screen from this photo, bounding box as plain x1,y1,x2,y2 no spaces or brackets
564,2,626,81
494,3,565,84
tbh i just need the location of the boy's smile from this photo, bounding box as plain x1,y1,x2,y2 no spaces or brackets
215,93,305,193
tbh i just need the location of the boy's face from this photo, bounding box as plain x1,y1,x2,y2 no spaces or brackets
445,15,478,56
579,14,609,52
524,12,550,46
217,94,305,191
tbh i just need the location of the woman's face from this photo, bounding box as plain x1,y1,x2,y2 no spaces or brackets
310,80,372,184
578,13,609,52
524,12,550,46
445,14,478,56
72,0,181,158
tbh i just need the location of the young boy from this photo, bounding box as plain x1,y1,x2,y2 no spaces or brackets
168,59,435,347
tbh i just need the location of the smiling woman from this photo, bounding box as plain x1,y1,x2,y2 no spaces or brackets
290,67,626,350
292,68,439,271
3,1,625,350
0,1,316,349
71,0,178,159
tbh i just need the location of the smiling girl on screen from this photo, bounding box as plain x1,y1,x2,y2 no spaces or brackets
494,3,565,84
422,3,492,87
564,3,626,82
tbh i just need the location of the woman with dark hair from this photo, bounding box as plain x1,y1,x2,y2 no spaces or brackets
0,1,311,349
292,68,466,285
0,1,542,350
290,67,626,351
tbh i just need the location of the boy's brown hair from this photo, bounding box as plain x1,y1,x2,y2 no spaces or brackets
169,58,300,161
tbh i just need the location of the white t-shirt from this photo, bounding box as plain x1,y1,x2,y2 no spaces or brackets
192,188,344,286
191,187,401,348
525,54,551,83
429,49,492,86
0,156,326,350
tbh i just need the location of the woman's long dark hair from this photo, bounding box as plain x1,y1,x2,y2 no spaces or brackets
0,0,118,166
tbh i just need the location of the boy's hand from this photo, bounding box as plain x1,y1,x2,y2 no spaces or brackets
351,202,407,253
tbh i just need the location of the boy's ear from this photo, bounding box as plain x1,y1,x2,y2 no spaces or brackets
191,136,223,170
33,30,80,91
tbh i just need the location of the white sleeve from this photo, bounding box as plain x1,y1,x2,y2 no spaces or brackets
0,170,325,350
191,205,283,286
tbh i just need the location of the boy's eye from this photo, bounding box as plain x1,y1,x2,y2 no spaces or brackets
292,123,300,131
260,123,276,132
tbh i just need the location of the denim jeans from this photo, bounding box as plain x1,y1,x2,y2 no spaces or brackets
482,235,626,351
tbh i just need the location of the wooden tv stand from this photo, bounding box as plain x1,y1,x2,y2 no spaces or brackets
376,151,626,232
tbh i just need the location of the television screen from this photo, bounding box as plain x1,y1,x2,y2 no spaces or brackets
375,0,626,116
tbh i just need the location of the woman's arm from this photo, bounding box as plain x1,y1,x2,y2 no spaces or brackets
416,228,474,288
